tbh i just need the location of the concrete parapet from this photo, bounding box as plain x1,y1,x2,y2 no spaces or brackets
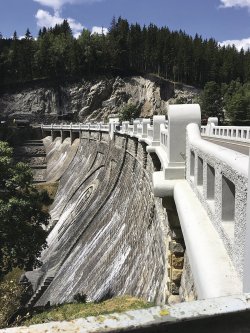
174,180,241,299
186,122,248,282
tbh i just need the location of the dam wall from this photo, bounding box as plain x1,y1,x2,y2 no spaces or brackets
27,130,172,306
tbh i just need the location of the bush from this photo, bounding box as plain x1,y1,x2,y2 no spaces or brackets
119,104,140,121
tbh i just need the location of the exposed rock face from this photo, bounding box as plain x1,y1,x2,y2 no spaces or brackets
0,76,174,123
167,83,201,106
25,132,169,307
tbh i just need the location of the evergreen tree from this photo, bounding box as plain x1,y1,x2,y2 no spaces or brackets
0,141,49,277
1,17,250,88
201,81,222,119
25,28,33,40
13,31,18,40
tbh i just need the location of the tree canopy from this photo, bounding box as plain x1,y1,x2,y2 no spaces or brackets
1,17,250,88
199,80,250,124
1,17,250,124
0,141,49,278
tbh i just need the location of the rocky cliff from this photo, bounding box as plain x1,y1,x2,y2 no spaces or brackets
0,75,175,123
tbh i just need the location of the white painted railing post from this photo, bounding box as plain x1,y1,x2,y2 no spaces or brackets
152,115,166,146
206,117,218,136
142,119,150,138
109,121,119,140
133,120,140,135
122,121,129,133
243,149,250,293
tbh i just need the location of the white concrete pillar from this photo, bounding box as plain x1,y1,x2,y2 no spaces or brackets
142,119,150,138
133,120,140,135
109,122,119,140
122,121,129,133
206,117,218,136
167,104,201,166
152,115,166,146
243,149,250,292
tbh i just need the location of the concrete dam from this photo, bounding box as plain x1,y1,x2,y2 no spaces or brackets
26,128,179,307
5,104,250,332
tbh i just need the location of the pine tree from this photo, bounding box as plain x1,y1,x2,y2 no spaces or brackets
25,28,33,40
201,81,222,119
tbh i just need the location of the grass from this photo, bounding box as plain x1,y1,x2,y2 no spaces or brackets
23,296,153,326
0,269,25,329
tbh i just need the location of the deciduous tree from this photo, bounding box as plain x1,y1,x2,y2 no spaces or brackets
0,141,49,278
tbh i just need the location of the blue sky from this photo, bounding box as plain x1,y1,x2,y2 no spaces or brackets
1,0,250,50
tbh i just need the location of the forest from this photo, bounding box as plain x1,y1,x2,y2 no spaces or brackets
0,17,250,123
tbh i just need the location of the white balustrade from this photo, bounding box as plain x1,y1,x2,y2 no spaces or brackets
187,122,248,279
201,117,250,143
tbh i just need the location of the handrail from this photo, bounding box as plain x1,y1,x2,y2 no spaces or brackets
201,118,250,143
187,123,248,278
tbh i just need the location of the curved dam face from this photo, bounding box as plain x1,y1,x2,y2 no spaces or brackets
28,131,170,307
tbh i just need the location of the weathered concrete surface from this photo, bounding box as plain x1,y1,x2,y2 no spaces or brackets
25,132,169,306
2,294,250,333
43,136,79,182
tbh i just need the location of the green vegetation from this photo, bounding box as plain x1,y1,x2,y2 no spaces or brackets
222,80,250,125
23,296,153,326
0,18,250,88
0,141,49,278
1,17,250,123
119,103,140,121
200,80,250,124
0,269,25,328
200,81,223,119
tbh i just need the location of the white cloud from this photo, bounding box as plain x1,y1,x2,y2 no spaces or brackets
91,26,108,35
34,0,103,12
35,9,85,36
220,0,250,9
219,37,250,50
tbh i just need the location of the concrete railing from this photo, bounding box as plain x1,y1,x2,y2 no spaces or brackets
42,123,109,132
41,105,250,299
187,123,248,267
201,118,250,143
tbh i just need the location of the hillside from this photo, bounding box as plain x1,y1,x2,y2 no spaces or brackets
0,75,203,123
